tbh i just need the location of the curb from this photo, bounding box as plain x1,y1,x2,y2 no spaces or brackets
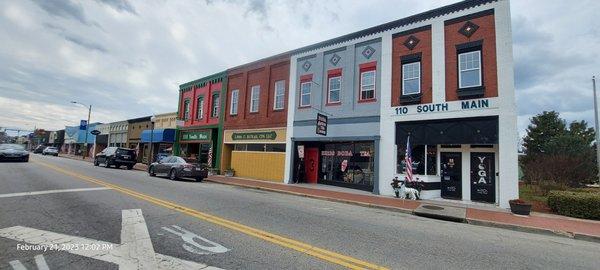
205,178,415,215
206,178,600,243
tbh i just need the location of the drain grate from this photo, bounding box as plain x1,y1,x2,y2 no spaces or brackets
422,205,444,211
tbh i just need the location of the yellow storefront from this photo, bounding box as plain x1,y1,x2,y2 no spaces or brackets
221,128,287,182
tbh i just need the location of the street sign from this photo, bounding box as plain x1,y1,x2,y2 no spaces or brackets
79,120,88,130
90,130,101,135
316,113,327,136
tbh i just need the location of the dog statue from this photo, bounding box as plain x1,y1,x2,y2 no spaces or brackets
399,180,420,200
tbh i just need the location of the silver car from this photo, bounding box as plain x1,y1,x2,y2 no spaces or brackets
0,144,29,162
42,146,59,156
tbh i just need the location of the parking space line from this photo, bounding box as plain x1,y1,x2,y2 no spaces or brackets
32,160,389,270
0,187,111,198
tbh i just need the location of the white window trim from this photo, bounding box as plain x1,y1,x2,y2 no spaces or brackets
458,50,482,88
211,93,219,118
230,89,239,115
196,96,204,119
273,80,285,110
250,85,260,113
300,82,311,107
360,70,376,100
402,62,421,95
327,75,342,104
184,99,191,120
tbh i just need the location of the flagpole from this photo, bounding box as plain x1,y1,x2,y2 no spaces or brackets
593,76,600,182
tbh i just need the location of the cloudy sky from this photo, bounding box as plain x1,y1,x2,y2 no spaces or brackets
0,0,599,138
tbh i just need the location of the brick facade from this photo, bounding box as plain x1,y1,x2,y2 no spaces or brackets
224,56,290,129
444,11,498,101
392,26,433,106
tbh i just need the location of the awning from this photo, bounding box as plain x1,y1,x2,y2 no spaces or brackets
395,116,498,146
141,129,176,143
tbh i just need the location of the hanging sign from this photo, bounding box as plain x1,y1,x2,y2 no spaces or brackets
316,113,328,136
297,145,305,159
90,130,101,135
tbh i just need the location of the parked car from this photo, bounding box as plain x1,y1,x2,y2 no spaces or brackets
33,145,46,154
93,147,136,170
42,146,59,156
0,144,29,162
148,156,208,182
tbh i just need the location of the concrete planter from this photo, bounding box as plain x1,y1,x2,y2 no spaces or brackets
509,200,532,215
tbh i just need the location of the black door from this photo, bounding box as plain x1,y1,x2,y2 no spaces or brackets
440,152,462,199
470,152,495,203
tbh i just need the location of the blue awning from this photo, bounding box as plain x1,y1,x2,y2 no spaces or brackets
141,129,176,143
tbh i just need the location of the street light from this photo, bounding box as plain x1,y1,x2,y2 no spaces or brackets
71,101,92,159
148,115,156,166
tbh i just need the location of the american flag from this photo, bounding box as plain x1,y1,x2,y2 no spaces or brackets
405,136,414,182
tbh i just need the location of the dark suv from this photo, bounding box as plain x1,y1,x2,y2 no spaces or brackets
94,147,136,170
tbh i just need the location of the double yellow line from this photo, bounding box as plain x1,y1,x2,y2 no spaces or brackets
33,160,388,270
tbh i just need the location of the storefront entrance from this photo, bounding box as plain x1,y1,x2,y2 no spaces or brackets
470,152,495,203
294,141,375,191
304,148,319,183
440,152,462,199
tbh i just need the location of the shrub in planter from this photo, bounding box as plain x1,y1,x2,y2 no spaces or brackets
509,199,532,215
547,191,600,220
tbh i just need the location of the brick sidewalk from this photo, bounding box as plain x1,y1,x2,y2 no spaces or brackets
206,175,600,242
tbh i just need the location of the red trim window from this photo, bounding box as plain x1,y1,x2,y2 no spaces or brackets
299,74,313,108
358,61,377,102
326,68,342,105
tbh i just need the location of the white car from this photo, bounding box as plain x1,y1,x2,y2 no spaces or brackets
42,146,59,156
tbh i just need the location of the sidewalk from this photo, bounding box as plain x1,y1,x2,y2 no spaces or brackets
206,175,600,243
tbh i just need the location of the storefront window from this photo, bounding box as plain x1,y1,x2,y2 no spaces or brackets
233,144,285,153
397,144,437,176
320,142,374,188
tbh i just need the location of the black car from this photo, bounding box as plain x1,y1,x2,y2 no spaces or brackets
0,144,29,162
94,147,136,170
33,145,46,154
148,156,208,181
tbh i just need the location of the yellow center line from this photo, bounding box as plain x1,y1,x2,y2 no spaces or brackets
32,160,389,270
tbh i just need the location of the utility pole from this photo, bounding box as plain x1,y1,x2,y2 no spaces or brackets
84,104,91,159
593,76,600,182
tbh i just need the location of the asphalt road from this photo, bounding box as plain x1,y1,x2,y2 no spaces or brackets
0,155,599,270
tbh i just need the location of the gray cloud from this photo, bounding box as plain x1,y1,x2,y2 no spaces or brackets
43,23,108,53
94,0,137,15
30,0,91,25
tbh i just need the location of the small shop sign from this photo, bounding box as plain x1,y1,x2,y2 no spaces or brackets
316,113,328,136
181,131,210,141
232,131,277,141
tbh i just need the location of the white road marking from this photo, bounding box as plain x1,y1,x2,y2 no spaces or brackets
0,187,111,198
0,209,225,270
9,255,49,270
161,225,229,255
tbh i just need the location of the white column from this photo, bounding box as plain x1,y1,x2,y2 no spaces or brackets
495,0,518,208
461,145,471,201
378,32,395,196
283,56,298,184
431,20,446,103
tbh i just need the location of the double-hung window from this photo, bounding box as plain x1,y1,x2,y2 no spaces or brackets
211,93,220,118
327,69,342,104
300,82,311,107
359,62,376,101
402,62,421,95
360,71,375,100
458,50,482,88
250,85,260,113
196,96,204,119
183,99,190,120
299,74,312,108
230,89,239,115
273,80,285,110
